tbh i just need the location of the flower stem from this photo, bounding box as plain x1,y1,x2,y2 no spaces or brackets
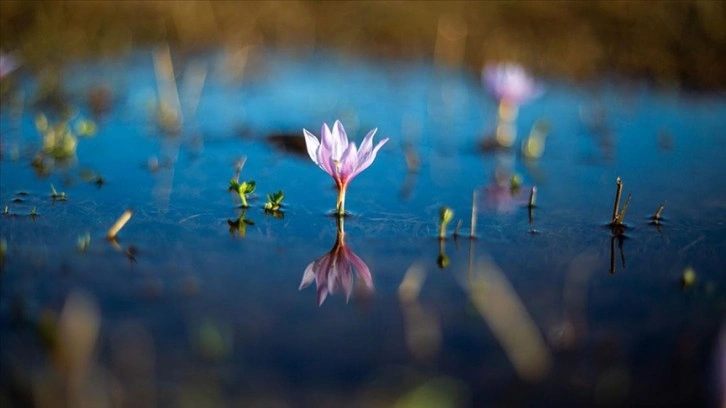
335,214,345,237
336,185,347,216
240,193,248,208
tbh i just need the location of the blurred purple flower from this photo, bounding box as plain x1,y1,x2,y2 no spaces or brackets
482,176,528,214
483,62,542,106
303,120,388,215
0,52,19,78
299,222,373,306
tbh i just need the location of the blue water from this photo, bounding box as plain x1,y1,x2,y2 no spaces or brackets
1,50,725,407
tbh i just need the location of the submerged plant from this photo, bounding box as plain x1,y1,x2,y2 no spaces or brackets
299,217,373,306
229,180,256,208
303,120,388,215
264,190,285,212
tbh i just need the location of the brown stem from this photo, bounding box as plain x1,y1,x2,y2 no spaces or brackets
611,177,623,223
652,201,666,220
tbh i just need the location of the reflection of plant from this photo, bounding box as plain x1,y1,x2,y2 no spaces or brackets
263,190,284,212
302,120,388,215
229,180,255,208
299,217,373,306
227,210,254,238
436,239,450,269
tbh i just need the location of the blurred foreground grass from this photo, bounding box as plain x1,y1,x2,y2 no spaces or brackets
1,1,725,89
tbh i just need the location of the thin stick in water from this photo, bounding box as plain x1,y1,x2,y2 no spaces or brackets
652,201,666,221
453,219,463,237
616,194,631,224
107,210,133,240
470,190,478,238
611,177,623,223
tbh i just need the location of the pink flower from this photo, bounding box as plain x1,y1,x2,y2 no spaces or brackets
299,221,374,306
303,120,388,215
483,62,542,106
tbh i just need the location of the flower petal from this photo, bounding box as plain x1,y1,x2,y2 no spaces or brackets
357,128,377,157
350,137,389,179
321,123,333,149
316,138,334,175
334,120,350,147
338,142,359,182
302,129,321,165
328,120,348,161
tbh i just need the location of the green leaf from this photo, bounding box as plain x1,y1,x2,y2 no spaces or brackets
240,180,256,194
439,207,454,224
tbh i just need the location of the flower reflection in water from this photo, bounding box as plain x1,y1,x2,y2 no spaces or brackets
299,217,374,306
482,170,528,215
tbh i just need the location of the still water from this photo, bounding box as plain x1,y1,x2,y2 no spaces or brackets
1,49,725,407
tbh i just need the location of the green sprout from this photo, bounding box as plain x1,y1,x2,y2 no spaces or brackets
438,206,454,239
264,190,285,212
50,184,67,201
229,179,256,207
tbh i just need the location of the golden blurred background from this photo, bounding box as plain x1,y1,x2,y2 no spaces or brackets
1,0,725,89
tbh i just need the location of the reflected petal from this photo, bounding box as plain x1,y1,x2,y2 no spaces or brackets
348,249,373,290
299,261,317,290
300,228,374,305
